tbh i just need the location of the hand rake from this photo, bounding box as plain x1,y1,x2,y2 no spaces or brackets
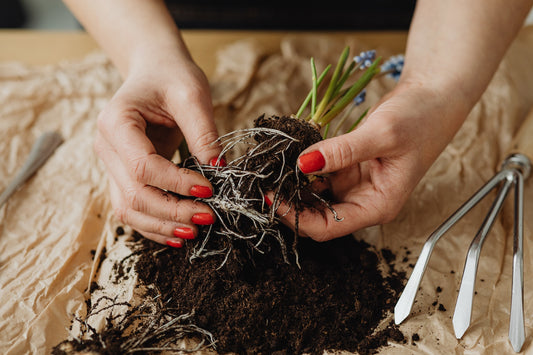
394,108,533,352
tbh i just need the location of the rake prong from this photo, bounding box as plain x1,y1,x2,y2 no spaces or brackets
394,240,436,325
509,170,525,352
453,173,514,339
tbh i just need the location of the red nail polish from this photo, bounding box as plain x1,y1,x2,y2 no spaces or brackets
298,151,325,174
173,227,195,239
264,195,273,207
191,213,215,225
210,157,227,167
166,239,183,248
190,185,213,198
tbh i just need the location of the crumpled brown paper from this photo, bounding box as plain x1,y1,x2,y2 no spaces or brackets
1,28,533,354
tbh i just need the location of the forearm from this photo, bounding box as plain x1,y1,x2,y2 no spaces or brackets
401,0,532,119
63,0,191,78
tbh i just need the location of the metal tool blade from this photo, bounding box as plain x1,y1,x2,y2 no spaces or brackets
0,131,63,208
453,173,514,339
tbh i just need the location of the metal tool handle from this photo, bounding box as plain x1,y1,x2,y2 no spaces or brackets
0,132,63,208
508,107,533,162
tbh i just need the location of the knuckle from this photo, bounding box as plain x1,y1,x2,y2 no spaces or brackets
148,219,166,235
130,156,150,183
169,204,183,222
124,186,141,211
376,118,405,149
194,130,220,154
169,170,184,194
326,138,358,168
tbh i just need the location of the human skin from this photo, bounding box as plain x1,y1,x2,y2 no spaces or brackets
64,0,533,245
274,0,533,240
63,0,221,246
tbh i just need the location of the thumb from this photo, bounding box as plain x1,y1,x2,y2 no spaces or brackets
297,121,392,174
170,90,222,165
180,115,222,164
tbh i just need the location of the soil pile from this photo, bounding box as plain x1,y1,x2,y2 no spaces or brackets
133,225,406,354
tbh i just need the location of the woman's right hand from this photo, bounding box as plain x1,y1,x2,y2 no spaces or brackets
94,55,222,248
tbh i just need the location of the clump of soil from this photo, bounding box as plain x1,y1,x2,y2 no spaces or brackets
176,114,330,266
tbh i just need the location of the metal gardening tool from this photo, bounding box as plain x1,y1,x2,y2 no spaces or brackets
0,131,63,208
394,107,533,352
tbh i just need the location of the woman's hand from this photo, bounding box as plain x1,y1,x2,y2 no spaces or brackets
95,57,221,247
273,82,468,241
62,0,225,246
273,0,532,241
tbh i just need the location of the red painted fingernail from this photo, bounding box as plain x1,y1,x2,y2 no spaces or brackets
173,227,195,239
190,185,213,198
191,213,215,225
166,239,184,248
264,195,273,207
210,157,227,167
298,151,325,174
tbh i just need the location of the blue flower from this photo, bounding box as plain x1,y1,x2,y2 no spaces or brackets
381,54,404,81
354,89,366,106
354,50,376,69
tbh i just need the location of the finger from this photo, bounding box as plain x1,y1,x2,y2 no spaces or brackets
131,186,216,225
96,133,216,225
109,178,199,243
135,229,185,249
167,86,222,164
297,117,400,175
97,108,213,197
272,198,381,242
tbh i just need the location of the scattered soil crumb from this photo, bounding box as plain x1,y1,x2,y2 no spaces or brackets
381,248,395,264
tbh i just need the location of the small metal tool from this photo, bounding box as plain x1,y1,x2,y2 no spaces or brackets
394,108,533,353
0,131,63,208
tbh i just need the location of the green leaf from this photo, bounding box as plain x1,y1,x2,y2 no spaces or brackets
311,57,318,117
295,64,331,118
323,123,330,139
347,107,369,133
316,57,381,127
311,46,350,122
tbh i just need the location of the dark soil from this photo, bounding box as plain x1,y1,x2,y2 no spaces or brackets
252,115,323,204
130,225,406,355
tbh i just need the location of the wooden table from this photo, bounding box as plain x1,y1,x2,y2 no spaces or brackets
0,30,407,77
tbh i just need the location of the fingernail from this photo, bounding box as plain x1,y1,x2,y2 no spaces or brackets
210,157,227,167
264,195,273,207
191,213,215,225
298,151,325,174
190,185,213,198
166,239,184,248
173,227,195,239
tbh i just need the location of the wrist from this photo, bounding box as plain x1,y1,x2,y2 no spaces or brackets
126,33,193,78
397,72,476,122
